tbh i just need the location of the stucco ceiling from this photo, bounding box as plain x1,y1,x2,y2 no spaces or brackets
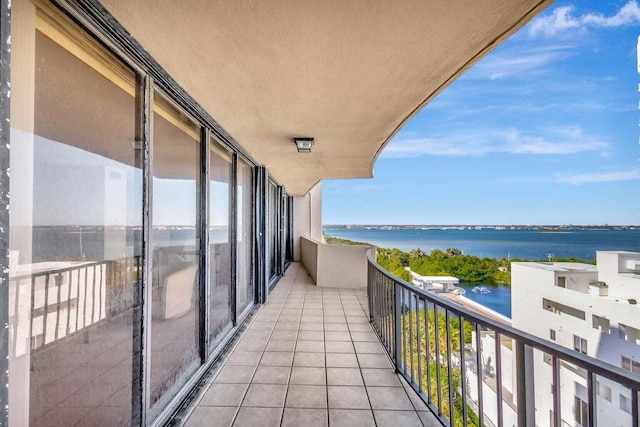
101,0,553,195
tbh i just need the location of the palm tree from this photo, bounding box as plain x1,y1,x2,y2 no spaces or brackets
409,248,426,260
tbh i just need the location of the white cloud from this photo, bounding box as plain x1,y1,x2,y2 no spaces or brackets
467,44,572,80
529,1,640,38
382,127,608,158
494,169,639,185
555,169,639,185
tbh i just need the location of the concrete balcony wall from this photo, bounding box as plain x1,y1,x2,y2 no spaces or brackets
292,182,323,262
300,237,373,289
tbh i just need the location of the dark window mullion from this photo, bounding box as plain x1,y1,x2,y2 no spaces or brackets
136,73,154,426
230,153,238,325
199,127,209,362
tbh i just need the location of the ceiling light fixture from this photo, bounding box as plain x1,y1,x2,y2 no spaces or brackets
293,137,314,153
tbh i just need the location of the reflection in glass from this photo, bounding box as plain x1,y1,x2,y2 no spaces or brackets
209,141,232,349
11,23,141,426
150,93,200,407
236,160,254,315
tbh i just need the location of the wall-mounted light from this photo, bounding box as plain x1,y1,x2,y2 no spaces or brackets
293,137,314,153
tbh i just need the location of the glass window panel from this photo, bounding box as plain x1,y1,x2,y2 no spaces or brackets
236,159,254,314
10,11,141,425
209,140,232,349
150,92,201,408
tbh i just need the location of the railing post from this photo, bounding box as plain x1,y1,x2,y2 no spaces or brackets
516,341,535,427
394,282,401,368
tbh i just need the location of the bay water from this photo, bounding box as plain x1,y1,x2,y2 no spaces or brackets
324,227,640,318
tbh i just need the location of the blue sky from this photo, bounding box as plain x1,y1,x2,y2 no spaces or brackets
323,0,640,225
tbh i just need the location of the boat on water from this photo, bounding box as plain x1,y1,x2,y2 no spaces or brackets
471,286,491,294
451,287,466,295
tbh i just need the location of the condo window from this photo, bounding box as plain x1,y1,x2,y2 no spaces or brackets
573,335,587,355
557,276,566,288
620,394,632,414
592,315,610,333
574,396,588,426
621,356,640,374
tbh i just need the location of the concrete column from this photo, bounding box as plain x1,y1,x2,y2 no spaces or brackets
292,181,322,262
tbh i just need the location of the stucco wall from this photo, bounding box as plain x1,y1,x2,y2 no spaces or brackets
292,181,322,262
300,237,373,289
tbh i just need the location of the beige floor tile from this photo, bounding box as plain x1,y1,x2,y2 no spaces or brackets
373,410,423,427
324,323,349,332
290,367,326,385
270,330,298,341
234,339,267,352
326,353,358,368
417,410,442,427
278,315,302,323
353,341,385,354
328,409,375,427
325,341,355,354
324,315,346,324
285,385,328,408
350,332,378,342
242,384,287,407
367,387,414,410
296,340,325,353
360,369,401,387
233,407,282,427
225,351,262,366
298,330,325,341
293,352,326,367
248,321,275,331
184,406,237,427
282,408,328,427
275,321,300,331
265,339,297,352
300,322,324,331
260,351,294,367
326,368,363,386
357,354,393,369
347,323,373,332
327,386,370,409
324,331,351,342
214,365,256,384
200,383,249,406
252,366,291,384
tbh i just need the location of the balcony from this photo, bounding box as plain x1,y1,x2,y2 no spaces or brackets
179,262,439,426
176,256,640,427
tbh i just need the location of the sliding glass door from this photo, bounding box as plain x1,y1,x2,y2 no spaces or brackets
208,140,233,350
9,3,270,425
236,159,254,316
150,92,201,409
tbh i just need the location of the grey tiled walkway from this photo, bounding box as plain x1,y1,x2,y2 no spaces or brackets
185,262,439,427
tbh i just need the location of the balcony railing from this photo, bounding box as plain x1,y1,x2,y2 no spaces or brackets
367,251,640,427
10,257,140,352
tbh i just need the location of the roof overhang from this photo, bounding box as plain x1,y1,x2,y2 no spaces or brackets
100,0,554,195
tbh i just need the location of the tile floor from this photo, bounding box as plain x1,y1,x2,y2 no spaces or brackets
184,262,440,427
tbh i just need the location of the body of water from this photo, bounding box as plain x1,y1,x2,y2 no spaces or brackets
324,228,640,261
325,227,640,319
457,283,512,318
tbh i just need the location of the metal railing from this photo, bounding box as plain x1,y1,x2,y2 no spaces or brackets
367,251,640,427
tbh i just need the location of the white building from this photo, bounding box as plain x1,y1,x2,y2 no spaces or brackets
410,270,459,292
511,251,640,427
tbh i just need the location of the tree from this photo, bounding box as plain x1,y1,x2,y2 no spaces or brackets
409,248,426,260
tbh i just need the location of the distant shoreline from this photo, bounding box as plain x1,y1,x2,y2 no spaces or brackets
324,224,638,231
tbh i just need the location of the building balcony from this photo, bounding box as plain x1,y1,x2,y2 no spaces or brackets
179,262,439,427
174,253,640,427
